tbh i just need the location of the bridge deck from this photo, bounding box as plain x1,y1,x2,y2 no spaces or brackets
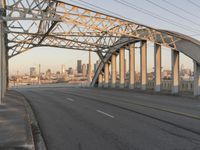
15,87,200,150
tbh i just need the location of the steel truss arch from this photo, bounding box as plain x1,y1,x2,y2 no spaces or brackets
2,0,200,87
3,0,200,61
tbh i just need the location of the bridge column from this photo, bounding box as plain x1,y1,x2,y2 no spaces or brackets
0,21,3,104
111,54,116,88
2,37,7,93
98,72,103,87
193,61,200,96
140,41,147,90
6,58,9,90
129,43,135,89
104,63,109,88
0,1,6,104
119,47,125,88
154,44,161,92
171,50,180,94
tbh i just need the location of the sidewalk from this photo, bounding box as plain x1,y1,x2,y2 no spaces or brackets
0,90,34,150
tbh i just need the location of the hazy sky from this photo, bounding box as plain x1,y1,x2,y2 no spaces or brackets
9,0,200,75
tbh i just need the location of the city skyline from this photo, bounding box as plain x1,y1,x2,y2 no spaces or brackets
10,58,193,76
9,44,193,76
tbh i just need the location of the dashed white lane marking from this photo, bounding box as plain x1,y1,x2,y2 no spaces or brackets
66,98,74,102
19,144,34,149
96,110,114,118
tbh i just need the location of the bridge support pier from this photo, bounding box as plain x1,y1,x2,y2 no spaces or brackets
154,44,161,92
0,2,6,104
104,63,109,88
3,38,7,94
193,61,200,96
140,41,147,90
0,25,6,104
119,47,125,88
0,22,3,104
98,73,103,87
129,43,135,89
171,50,180,94
111,54,116,88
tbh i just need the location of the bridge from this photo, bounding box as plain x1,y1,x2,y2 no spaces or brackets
1,0,200,104
1,0,200,149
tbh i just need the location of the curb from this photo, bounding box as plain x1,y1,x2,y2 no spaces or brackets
91,87,200,100
14,90,48,150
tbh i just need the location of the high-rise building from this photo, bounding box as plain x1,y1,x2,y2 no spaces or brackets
77,60,82,73
82,64,87,76
30,67,37,77
61,65,66,75
46,69,52,79
87,63,89,74
68,67,74,75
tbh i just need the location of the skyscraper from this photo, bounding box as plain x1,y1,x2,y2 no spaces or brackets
77,60,82,73
82,64,87,76
68,67,74,75
46,69,52,79
87,51,92,82
61,65,66,75
87,63,89,74
30,67,37,77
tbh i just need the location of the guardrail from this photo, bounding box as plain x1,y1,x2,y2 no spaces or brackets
11,82,90,89
11,80,194,92
147,80,193,91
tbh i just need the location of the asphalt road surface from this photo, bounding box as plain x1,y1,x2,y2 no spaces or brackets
16,87,200,150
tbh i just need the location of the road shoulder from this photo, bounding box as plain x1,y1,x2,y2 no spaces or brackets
0,90,47,150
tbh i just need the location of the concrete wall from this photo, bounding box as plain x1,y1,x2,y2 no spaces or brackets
147,80,193,92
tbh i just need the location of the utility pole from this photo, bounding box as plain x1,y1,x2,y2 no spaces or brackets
88,50,92,83
38,64,41,84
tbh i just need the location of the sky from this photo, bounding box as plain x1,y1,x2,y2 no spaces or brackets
9,0,200,75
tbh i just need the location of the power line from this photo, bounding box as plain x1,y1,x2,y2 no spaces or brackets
144,0,200,27
69,0,140,23
113,0,200,34
75,0,197,33
187,0,200,9
162,0,200,20
67,0,200,38
190,33,200,37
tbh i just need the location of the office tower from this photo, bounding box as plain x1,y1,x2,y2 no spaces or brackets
77,60,82,73
82,64,87,76
30,67,37,77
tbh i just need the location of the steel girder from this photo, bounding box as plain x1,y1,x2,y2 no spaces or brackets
3,0,200,61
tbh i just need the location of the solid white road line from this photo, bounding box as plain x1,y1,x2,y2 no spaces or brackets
96,110,114,118
66,98,74,102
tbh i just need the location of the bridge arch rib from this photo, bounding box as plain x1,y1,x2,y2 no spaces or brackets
2,0,200,95
4,0,200,62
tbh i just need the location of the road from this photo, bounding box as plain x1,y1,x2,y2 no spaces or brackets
16,87,200,150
